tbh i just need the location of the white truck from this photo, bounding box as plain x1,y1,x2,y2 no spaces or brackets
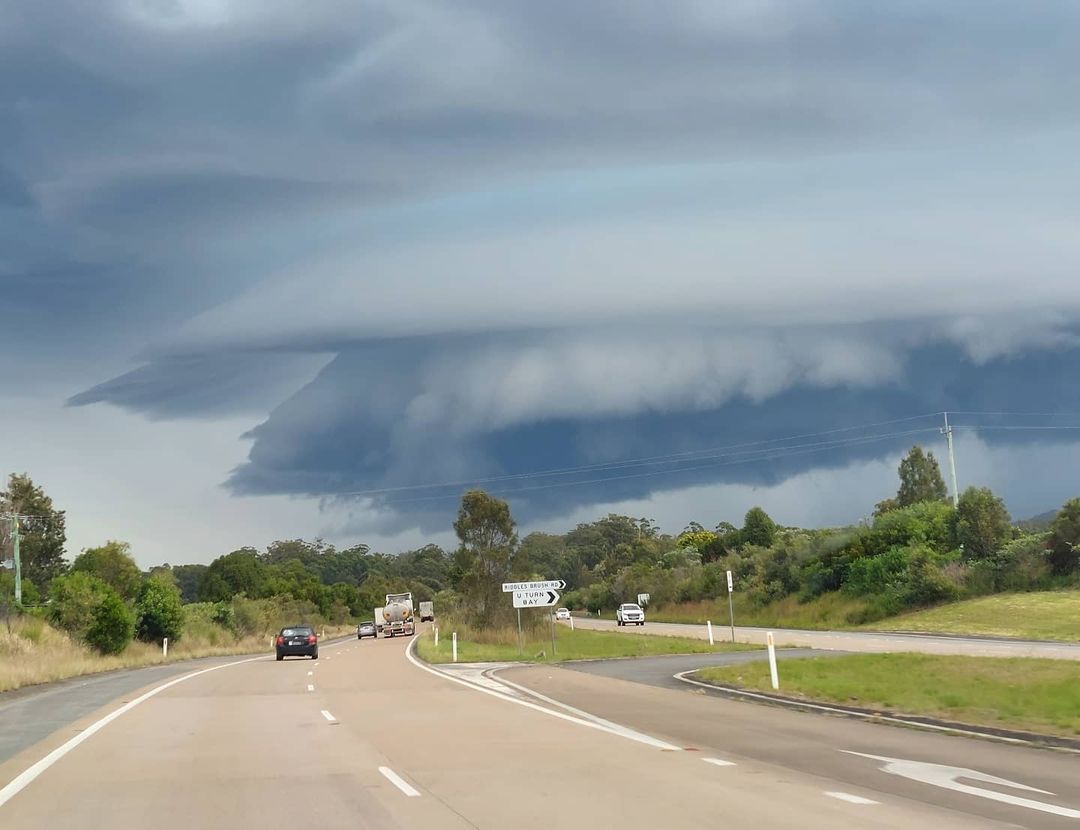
418,601,434,622
382,592,415,637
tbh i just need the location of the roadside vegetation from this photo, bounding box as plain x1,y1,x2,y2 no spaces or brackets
0,600,356,693
4,443,1080,692
416,623,753,664
695,653,1080,738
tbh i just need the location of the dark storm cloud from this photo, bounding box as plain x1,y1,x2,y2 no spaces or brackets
4,0,1080,532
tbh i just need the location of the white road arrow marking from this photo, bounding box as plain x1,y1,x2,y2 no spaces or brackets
844,751,1080,819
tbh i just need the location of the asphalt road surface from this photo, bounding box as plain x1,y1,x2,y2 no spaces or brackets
572,616,1080,659
1,631,1077,829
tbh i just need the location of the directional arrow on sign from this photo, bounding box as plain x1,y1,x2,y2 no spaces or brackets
843,751,1080,819
512,589,560,608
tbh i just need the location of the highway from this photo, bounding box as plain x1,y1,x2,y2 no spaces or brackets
571,616,1080,659
0,630,1077,828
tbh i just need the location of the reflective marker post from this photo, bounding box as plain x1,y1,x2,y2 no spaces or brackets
767,631,779,690
706,620,714,646
452,632,458,663
726,570,736,643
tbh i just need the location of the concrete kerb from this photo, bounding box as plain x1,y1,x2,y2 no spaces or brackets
674,670,1080,754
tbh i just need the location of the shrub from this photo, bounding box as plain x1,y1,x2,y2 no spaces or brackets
136,579,185,642
49,572,114,637
85,592,135,654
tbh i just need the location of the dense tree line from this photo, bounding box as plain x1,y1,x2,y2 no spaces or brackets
5,445,1080,644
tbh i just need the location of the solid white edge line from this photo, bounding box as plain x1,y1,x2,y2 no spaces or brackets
492,671,681,748
321,709,336,722
379,766,421,797
404,638,680,751
825,791,879,805
672,671,1080,754
703,757,736,767
0,654,265,810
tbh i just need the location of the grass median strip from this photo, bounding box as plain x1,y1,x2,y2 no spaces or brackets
417,624,754,664
694,652,1080,737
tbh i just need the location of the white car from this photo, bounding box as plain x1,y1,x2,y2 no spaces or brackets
616,603,645,626
555,608,571,621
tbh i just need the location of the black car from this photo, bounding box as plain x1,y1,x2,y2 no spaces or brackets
357,620,377,640
276,625,319,660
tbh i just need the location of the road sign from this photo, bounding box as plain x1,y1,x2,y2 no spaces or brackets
637,593,650,606
502,580,565,592
726,570,734,592
0,559,12,570
513,589,560,608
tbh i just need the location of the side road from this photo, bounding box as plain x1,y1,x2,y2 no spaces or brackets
570,617,1080,660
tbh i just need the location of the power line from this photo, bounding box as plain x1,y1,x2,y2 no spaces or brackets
373,426,944,505
336,412,945,497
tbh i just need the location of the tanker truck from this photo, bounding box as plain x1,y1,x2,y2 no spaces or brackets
382,592,414,637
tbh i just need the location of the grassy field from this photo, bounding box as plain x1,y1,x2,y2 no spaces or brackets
696,652,1080,737
865,591,1080,641
646,592,872,630
0,615,356,693
416,622,754,664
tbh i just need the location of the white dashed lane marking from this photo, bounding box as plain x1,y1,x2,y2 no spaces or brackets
825,792,879,805
379,766,421,797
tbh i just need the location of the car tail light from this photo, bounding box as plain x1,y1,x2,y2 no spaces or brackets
307,635,317,644
276,636,284,645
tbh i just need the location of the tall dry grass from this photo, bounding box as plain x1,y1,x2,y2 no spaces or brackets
0,615,355,693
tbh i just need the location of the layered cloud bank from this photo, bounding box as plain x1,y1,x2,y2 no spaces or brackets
3,1,1080,538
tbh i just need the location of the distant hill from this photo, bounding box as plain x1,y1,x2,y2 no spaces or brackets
1016,509,1058,533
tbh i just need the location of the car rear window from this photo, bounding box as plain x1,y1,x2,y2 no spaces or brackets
281,627,313,636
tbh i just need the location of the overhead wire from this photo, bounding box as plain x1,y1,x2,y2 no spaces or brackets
336,412,945,497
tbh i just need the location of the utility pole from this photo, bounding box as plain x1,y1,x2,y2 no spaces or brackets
941,412,959,508
4,514,21,605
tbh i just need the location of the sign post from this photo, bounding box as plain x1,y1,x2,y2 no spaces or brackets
726,570,736,643
504,581,565,657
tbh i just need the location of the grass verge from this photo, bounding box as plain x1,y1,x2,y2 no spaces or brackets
416,622,754,664
0,616,355,693
695,652,1080,737
864,591,1080,641
645,592,872,630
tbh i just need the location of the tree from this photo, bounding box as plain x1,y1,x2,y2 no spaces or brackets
2,473,67,589
71,541,143,602
172,564,208,603
135,579,185,642
1047,498,1080,575
895,446,948,507
199,548,266,601
85,592,135,654
953,487,1011,561
742,507,777,548
451,490,520,626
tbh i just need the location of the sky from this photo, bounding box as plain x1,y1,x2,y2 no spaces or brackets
4,1,1080,567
